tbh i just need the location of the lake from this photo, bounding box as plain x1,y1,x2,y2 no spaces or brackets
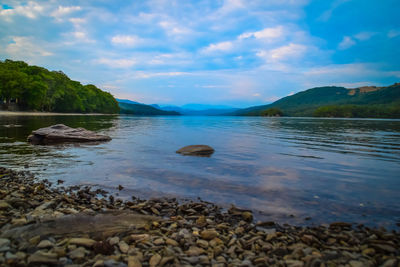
1,114,399,228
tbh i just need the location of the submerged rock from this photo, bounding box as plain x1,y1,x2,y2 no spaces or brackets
27,124,111,145
176,145,215,156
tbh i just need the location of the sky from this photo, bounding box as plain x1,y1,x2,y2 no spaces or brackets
0,0,399,107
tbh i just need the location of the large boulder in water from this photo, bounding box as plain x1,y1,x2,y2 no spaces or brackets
176,145,215,157
27,124,111,145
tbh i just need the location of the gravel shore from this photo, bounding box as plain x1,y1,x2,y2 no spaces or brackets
0,167,399,266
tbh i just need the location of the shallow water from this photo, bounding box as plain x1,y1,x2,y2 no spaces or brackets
1,115,400,228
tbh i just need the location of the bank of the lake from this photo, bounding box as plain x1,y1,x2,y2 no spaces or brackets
1,167,399,266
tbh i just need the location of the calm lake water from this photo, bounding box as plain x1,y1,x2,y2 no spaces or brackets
1,115,400,228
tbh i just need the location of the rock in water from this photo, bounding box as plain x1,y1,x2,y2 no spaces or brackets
176,145,214,156
27,124,111,145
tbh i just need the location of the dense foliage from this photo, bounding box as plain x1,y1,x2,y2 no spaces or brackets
261,108,283,117
314,104,400,118
119,102,180,115
0,60,119,113
235,84,400,118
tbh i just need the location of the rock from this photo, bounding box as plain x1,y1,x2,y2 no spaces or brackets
128,256,142,267
176,145,215,156
165,238,179,246
185,246,206,256
69,237,97,247
0,238,10,249
149,253,161,267
349,260,364,267
242,211,253,222
118,241,129,253
27,124,111,145
27,251,58,265
196,239,209,249
153,238,164,245
109,236,120,246
0,200,11,210
201,229,219,240
37,239,54,249
68,247,87,260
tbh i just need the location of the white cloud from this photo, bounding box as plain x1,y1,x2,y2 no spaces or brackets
318,0,351,22
257,43,307,62
239,26,284,40
338,36,356,50
51,6,81,19
159,20,192,36
388,29,400,38
96,58,137,68
5,36,52,58
111,35,143,46
202,41,234,53
354,31,376,41
0,1,45,20
133,71,190,79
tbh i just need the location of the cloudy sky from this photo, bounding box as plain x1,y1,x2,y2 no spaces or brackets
1,0,399,107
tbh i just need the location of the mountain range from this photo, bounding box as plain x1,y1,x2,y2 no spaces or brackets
117,83,400,118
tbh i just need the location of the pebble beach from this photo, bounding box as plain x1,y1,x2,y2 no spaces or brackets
0,167,399,267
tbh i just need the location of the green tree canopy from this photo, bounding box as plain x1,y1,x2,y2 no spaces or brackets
0,59,119,113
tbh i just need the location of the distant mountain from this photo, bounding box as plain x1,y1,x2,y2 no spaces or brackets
116,98,141,105
158,104,239,115
118,101,180,115
233,83,400,118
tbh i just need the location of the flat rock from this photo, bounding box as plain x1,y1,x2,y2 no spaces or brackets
27,124,111,145
176,145,214,156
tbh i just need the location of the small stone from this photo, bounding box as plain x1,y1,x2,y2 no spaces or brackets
93,260,104,267
153,238,164,245
160,256,175,266
284,259,304,267
242,211,253,222
109,237,120,246
130,234,149,242
0,238,10,249
165,238,179,246
37,240,54,249
68,247,87,260
196,239,209,249
381,259,397,267
349,260,364,267
196,216,207,227
128,256,142,267
0,200,11,210
185,246,206,256
27,251,58,265
362,248,375,255
69,238,96,247
11,217,27,226
201,229,218,240
119,241,129,254
29,235,41,245
149,253,161,267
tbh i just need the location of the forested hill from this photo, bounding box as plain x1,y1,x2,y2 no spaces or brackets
119,102,180,115
233,83,400,118
0,59,119,113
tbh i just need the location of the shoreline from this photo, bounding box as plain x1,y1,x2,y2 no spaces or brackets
0,167,399,266
0,111,117,116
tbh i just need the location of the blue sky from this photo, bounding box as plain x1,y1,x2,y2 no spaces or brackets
1,0,399,107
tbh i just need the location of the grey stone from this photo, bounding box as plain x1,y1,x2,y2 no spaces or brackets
27,124,111,145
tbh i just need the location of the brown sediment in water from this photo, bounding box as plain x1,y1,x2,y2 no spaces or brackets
0,167,399,266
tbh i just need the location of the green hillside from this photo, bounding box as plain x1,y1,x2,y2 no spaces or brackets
235,83,400,118
0,59,119,113
119,102,180,115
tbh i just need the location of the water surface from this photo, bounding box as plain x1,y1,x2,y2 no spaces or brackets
1,115,399,228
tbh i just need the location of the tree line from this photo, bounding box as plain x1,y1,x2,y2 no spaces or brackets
0,60,119,113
